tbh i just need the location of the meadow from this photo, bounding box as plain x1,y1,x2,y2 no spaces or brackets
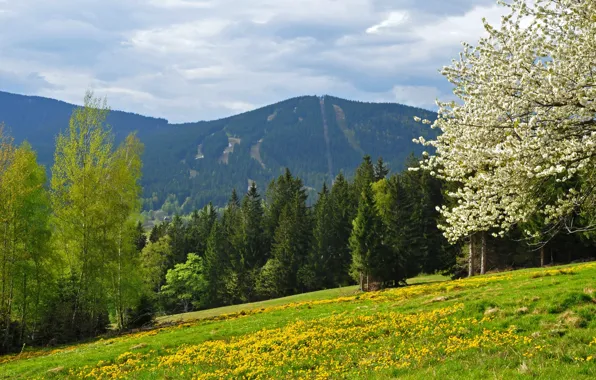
1,263,595,379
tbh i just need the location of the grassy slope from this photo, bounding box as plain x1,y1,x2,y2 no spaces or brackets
1,265,595,379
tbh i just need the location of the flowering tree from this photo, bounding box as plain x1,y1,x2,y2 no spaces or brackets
417,0,596,243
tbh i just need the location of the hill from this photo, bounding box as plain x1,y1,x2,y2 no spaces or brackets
0,91,437,211
1,263,595,379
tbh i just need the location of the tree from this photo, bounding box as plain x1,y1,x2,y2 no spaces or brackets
264,171,311,296
51,92,143,331
168,214,187,265
140,236,173,293
417,0,596,243
203,221,228,307
239,183,265,301
352,155,375,204
328,172,355,286
374,157,389,181
105,133,144,329
161,253,206,313
349,184,386,290
301,183,332,290
220,190,243,304
133,221,147,253
51,92,114,334
186,203,217,259
0,138,52,352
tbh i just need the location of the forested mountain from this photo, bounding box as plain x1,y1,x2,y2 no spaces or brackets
0,91,437,211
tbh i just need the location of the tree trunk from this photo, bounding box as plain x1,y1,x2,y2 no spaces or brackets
550,250,554,265
480,232,487,275
468,234,475,277
540,246,545,267
19,273,26,344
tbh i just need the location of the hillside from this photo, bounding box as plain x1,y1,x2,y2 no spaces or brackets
1,263,595,379
0,91,437,210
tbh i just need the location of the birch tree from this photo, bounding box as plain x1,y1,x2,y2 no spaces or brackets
51,92,143,331
0,129,52,352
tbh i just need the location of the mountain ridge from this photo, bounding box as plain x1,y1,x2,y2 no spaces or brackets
0,90,438,211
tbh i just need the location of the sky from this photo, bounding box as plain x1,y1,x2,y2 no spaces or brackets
0,0,504,123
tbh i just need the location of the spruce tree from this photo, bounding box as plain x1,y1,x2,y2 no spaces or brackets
329,172,356,286
239,183,265,301
268,180,311,295
352,155,375,203
203,220,227,307
168,215,187,264
374,157,389,181
187,203,217,258
301,183,332,290
349,184,387,290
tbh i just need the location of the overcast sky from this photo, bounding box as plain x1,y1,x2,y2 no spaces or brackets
0,0,503,123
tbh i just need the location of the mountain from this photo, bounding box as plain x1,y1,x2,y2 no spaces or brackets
0,91,437,211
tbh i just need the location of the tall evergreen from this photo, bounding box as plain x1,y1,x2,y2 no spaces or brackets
134,221,147,253
349,184,387,290
328,173,355,286
186,203,217,258
266,172,311,295
168,215,187,265
352,155,375,204
374,157,389,181
302,183,332,290
221,189,243,304
239,184,266,301
203,221,228,307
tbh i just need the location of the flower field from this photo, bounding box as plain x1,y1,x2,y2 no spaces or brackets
1,263,595,379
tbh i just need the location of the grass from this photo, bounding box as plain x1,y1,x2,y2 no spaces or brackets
1,263,595,379
157,285,360,324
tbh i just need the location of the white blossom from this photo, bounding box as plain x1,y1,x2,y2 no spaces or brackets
415,0,596,243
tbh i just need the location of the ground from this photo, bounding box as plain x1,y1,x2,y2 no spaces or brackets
1,263,595,379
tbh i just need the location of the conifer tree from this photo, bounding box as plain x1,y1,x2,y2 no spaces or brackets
301,183,332,290
168,214,187,264
239,183,265,301
267,174,311,295
349,184,386,290
186,203,216,258
374,157,389,181
203,221,227,307
221,189,243,303
328,172,355,285
352,155,375,203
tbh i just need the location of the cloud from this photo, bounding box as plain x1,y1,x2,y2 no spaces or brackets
0,70,57,94
0,0,501,122
391,85,443,109
366,11,409,34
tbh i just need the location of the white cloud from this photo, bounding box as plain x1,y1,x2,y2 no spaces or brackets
0,0,499,122
391,85,443,109
366,11,409,34
149,0,213,9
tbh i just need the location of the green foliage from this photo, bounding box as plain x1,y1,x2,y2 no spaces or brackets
0,91,439,211
0,135,53,353
349,182,388,288
141,236,173,293
161,253,206,313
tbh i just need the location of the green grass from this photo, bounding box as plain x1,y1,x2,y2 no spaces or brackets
157,285,360,324
1,263,595,379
